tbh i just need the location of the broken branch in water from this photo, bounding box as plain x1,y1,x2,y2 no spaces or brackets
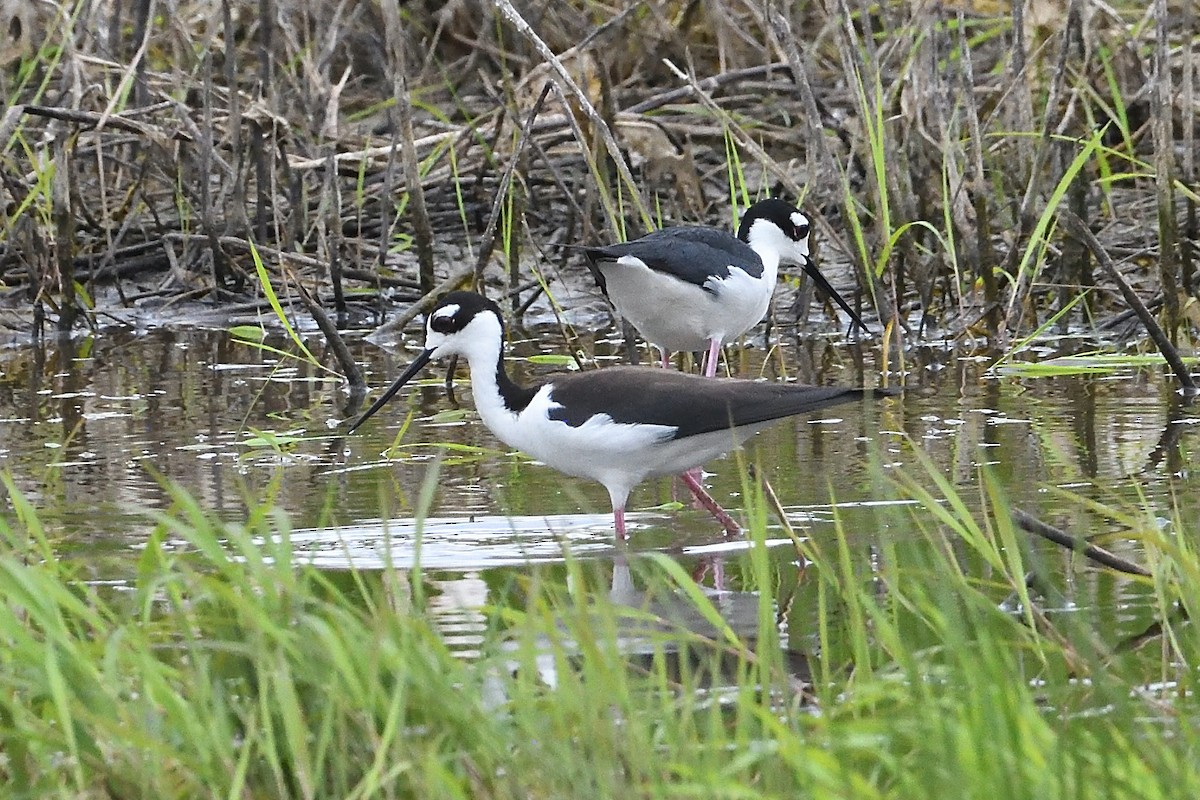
1011,507,1151,577
1059,210,1198,396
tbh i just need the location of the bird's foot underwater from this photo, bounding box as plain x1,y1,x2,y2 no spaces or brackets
679,470,742,537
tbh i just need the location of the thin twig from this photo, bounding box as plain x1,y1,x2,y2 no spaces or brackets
625,62,792,114
1011,508,1151,577
1059,211,1197,394
472,82,553,286
382,0,436,295
492,0,651,231
21,104,189,142
373,263,476,336
286,131,460,171
660,57,802,200
288,272,365,390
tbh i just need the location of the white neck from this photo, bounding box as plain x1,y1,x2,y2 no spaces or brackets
430,312,524,436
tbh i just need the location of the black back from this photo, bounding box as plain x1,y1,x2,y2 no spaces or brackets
583,227,764,295
545,366,884,440
583,198,807,296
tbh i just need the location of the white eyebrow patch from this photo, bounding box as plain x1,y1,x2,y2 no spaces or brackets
432,304,460,320
790,212,809,227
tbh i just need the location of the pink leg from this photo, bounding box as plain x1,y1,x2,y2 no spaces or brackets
703,338,722,378
614,506,627,540
683,466,704,506
675,342,702,495
711,557,727,591
678,470,741,537
660,348,671,369
691,556,728,590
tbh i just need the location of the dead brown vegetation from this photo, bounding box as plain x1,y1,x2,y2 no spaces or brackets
0,0,1196,355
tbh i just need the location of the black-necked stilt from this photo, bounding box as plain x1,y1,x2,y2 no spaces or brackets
584,198,868,377
349,291,890,539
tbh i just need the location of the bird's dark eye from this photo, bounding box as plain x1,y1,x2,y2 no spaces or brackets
795,223,810,239
430,314,457,333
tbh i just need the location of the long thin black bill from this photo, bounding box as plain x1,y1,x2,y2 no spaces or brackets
801,258,870,333
347,348,435,434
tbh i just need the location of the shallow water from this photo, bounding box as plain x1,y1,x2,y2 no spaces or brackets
0,313,1195,658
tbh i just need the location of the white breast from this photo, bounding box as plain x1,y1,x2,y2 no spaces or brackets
472,380,766,506
600,257,777,353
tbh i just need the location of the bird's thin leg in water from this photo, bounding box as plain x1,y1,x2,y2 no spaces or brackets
680,467,705,508
443,355,460,406
678,471,741,537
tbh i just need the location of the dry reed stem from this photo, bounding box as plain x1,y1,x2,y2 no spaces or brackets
199,53,231,290
956,13,995,328
286,132,460,172
765,15,825,196
1001,0,1085,335
382,0,436,296
660,57,803,200
1182,0,1197,296
289,270,363,390
321,148,346,316
374,264,478,337
492,0,651,232
477,83,552,289
1059,210,1196,394
1,1,1195,346
17,104,188,143
374,81,554,336
52,135,77,333
1152,0,1182,330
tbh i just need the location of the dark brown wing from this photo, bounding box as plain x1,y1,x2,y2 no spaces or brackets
545,366,888,440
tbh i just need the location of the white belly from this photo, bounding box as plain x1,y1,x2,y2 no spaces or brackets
474,384,766,502
599,262,774,353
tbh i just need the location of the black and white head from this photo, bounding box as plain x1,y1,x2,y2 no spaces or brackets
736,198,812,266
423,291,506,361
347,291,505,433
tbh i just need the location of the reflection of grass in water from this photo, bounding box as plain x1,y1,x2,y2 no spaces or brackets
995,351,1200,377
0,455,1195,798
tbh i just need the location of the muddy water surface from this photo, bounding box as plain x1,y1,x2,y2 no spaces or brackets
0,314,1195,655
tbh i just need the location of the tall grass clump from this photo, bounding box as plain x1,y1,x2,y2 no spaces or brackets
3,1,1193,350
0,461,1198,798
